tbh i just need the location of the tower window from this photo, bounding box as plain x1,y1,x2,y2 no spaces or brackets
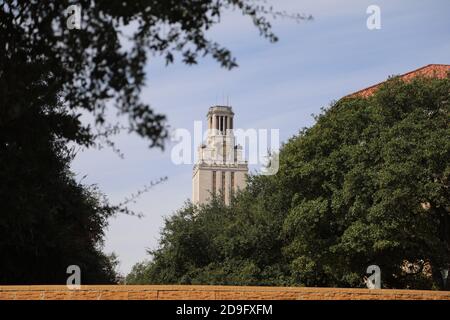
223,139,226,163
212,171,216,195
230,172,235,199
221,171,225,200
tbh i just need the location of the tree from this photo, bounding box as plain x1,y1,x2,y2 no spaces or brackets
126,191,291,286
1,0,309,148
128,75,450,290
0,110,118,283
281,75,449,289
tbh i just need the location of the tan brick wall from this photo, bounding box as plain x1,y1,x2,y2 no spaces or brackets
0,285,449,300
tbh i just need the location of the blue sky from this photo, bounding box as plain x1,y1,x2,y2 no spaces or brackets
71,0,450,275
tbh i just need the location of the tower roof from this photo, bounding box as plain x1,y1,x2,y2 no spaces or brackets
208,105,234,116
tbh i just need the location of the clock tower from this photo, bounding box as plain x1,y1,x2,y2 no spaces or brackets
192,106,248,205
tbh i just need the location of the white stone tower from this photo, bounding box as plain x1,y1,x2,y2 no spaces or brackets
192,106,248,205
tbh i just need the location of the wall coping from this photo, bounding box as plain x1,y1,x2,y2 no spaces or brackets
1,285,450,300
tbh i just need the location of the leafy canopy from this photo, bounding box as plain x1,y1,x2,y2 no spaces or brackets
1,0,309,148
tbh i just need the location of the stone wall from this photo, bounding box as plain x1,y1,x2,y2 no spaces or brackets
1,285,450,300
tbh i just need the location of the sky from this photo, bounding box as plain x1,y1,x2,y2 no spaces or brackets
71,0,450,275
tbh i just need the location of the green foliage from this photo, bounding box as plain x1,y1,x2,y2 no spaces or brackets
128,75,450,289
0,118,118,283
0,0,296,148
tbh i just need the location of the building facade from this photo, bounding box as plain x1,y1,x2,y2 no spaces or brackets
192,106,248,205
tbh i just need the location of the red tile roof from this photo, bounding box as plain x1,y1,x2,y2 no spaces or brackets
347,64,450,98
